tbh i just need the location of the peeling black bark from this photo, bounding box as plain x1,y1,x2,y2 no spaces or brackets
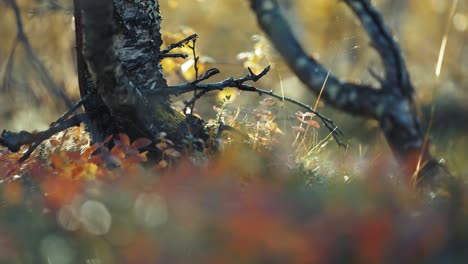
74,0,184,142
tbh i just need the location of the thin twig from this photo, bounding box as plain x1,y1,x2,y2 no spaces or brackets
50,93,92,127
184,36,203,113
143,66,345,147
159,53,188,59
161,33,198,53
189,37,199,80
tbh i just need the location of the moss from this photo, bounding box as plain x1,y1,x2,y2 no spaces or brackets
152,102,185,136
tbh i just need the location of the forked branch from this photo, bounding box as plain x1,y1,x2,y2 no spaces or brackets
250,0,442,184
344,0,413,98
249,0,382,118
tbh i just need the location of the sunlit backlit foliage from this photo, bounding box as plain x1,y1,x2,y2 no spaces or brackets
1,126,468,263
237,34,272,75
1,0,468,263
161,28,215,82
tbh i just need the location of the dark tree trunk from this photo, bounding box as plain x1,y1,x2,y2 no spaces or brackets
74,0,184,142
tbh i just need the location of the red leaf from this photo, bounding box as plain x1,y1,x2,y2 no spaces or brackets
306,120,320,128
49,139,61,146
67,151,82,161
50,154,64,169
88,155,102,164
103,134,113,143
111,146,125,159
82,145,97,158
132,138,152,149
156,160,168,169
119,133,131,146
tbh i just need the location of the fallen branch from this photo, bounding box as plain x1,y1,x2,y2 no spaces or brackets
0,93,93,162
0,114,85,162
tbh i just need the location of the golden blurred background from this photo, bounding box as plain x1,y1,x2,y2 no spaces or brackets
0,0,467,174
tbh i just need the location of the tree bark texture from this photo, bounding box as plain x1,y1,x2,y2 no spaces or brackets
74,0,184,142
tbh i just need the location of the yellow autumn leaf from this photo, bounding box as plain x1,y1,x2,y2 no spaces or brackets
217,88,238,102
156,160,168,169
161,58,179,74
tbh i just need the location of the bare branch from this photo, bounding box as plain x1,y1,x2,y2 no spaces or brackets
249,0,382,119
144,66,344,146
5,0,72,106
343,0,413,98
1,39,18,93
50,93,92,127
158,53,188,59
161,33,198,54
249,0,444,183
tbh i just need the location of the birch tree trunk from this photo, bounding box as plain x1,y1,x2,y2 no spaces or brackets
74,0,184,142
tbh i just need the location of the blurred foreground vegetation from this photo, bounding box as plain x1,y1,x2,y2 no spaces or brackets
1,0,468,263
1,127,468,263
